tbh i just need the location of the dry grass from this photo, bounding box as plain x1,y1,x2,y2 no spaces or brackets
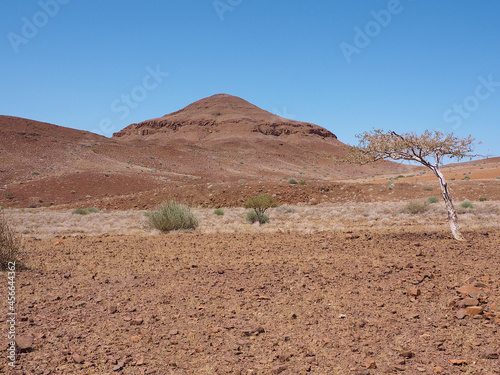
5,201,500,239
0,211,25,270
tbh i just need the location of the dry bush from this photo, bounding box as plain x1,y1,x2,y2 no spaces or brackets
147,201,198,232
402,200,430,215
0,212,24,271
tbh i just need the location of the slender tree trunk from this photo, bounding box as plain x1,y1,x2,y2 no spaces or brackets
430,166,464,241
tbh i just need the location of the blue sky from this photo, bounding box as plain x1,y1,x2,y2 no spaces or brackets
1,1,499,158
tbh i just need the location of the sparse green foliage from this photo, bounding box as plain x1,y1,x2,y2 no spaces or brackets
422,186,434,191
427,196,439,204
72,207,99,215
32,171,40,175
299,180,306,185
288,178,298,184
147,201,198,232
72,209,88,215
479,197,488,202
246,210,269,224
402,200,429,214
0,212,24,271
214,209,224,216
243,194,279,225
460,201,474,209
346,129,478,241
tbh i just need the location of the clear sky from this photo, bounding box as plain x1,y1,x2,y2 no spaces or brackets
1,1,499,158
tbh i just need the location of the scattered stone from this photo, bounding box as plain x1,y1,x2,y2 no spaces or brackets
417,367,426,372
409,288,421,297
168,329,179,336
15,335,34,351
465,306,483,315
433,366,444,374
450,359,469,365
271,365,287,374
365,358,377,369
400,351,414,359
481,350,499,359
53,241,64,246
462,297,479,306
130,317,144,325
455,309,467,319
109,305,118,314
130,335,141,343
457,284,480,296
72,352,84,364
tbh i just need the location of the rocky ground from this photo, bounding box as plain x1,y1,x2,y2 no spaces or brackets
2,226,499,374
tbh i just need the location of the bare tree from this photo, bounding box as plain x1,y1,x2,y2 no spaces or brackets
346,129,477,240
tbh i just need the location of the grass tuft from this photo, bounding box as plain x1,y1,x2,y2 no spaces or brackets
0,212,25,271
402,200,429,214
147,201,198,232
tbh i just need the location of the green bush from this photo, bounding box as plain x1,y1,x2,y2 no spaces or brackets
246,210,269,224
0,212,24,271
147,201,198,232
72,209,88,215
427,196,439,204
244,194,279,225
288,178,298,184
460,201,474,209
32,171,40,175
214,209,224,216
479,197,488,202
299,180,306,185
87,207,100,213
402,200,429,214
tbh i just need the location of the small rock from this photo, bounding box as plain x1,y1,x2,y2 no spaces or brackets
481,350,499,359
433,366,444,374
271,365,287,374
72,353,84,364
465,306,483,315
53,241,64,246
417,367,426,372
130,335,141,343
457,284,480,296
130,317,144,325
409,288,421,297
450,359,469,365
109,305,118,314
113,360,125,371
15,335,34,351
462,297,479,306
400,351,414,359
365,358,377,369
455,309,467,319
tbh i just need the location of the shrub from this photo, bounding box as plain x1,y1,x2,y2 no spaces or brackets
288,178,298,184
275,205,296,214
147,201,198,232
402,200,429,214
214,209,224,216
0,212,24,271
32,171,40,175
462,176,471,181
87,207,100,213
479,197,488,202
246,210,269,224
422,186,434,191
299,180,306,185
244,194,279,225
460,201,474,209
72,209,88,215
427,196,439,204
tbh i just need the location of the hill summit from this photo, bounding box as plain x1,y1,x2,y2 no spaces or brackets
113,94,336,141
